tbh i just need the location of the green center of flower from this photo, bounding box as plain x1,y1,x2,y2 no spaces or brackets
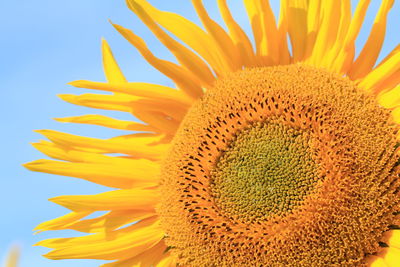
210,120,319,223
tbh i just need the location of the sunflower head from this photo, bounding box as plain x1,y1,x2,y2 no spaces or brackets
25,0,400,266
159,64,400,265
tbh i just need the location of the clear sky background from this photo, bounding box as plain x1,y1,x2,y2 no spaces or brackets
0,0,399,266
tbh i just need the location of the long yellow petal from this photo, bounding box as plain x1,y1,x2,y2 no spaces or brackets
69,80,192,106
112,23,203,99
373,71,400,95
332,0,371,73
127,98,186,135
308,0,341,66
378,44,400,67
101,240,166,267
39,217,164,260
130,108,179,136
59,87,187,133
59,89,183,134
126,0,215,88
24,159,159,189
370,45,400,93
320,0,351,68
55,115,156,132
192,0,239,70
131,98,186,121
65,210,155,233
378,86,400,109
275,1,290,64
130,0,232,75
31,141,160,167
282,0,308,61
349,0,395,79
217,0,256,66
49,188,159,212
244,0,279,64
35,130,169,160
102,39,127,83
359,50,400,93
34,212,91,232
58,93,136,113
302,0,321,60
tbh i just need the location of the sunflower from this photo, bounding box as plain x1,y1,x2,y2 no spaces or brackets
25,0,400,266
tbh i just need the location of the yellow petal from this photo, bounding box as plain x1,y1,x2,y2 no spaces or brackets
39,217,164,260
101,39,127,83
34,212,91,232
35,130,169,160
369,45,400,93
65,210,155,233
133,97,187,121
372,70,400,95
129,0,232,75
282,0,308,61
381,247,400,266
192,0,239,70
320,0,351,68
60,94,182,134
366,255,389,267
244,0,279,64
24,158,159,189
69,80,192,106
382,230,400,249
58,93,136,113
60,100,182,136
378,86,400,109
392,107,400,125
49,188,158,212
359,50,400,93
129,99,186,135
379,44,400,67
349,0,395,80
275,1,290,64
332,0,371,73
308,0,341,66
101,240,166,267
112,23,203,99
126,0,215,88
130,108,179,136
59,86,187,133
31,141,159,166
156,254,176,267
55,115,156,132
217,0,257,66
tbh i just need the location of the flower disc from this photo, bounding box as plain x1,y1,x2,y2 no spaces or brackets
210,120,319,224
159,64,400,266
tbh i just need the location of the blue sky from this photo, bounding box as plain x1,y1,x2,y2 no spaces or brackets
0,0,399,266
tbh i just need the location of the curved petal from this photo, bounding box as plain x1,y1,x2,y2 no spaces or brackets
128,0,233,75
349,0,395,79
112,23,203,99
126,0,215,88
38,217,164,261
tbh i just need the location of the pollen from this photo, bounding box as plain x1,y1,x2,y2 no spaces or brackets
158,64,400,266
